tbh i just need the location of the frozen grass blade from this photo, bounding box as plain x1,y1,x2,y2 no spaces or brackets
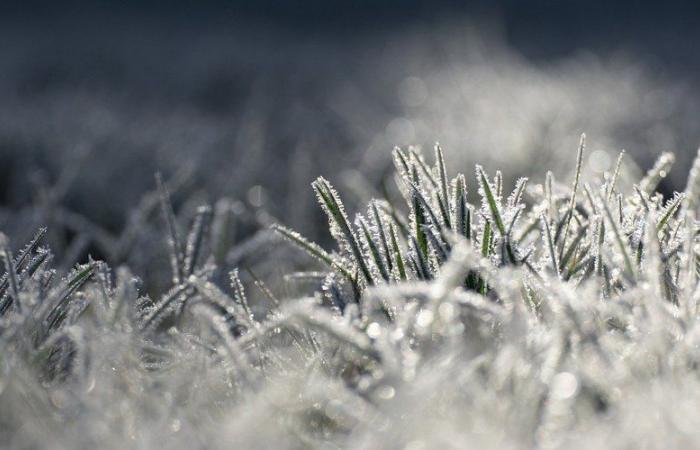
453,174,471,240
409,165,429,259
392,146,410,174
140,282,191,330
541,215,560,278
409,179,446,242
0,234,21,313
377,200,411,240
601,195,636,279
41,263,96,340
594,215,605,277
184,205,212,277
357,216,390,281
476,165,506,236
434,143,452,229
408,147,438,189
508,177,528,209
423,225,449,263
230,269,254,323
583,182,598,214
606,150,625,202
0,229,48,313
12,228,47,276
481,220,492,259
657,193,685,232
245,268,280,307
272,224,353,283
313,177,374,286
156,173,185,285
494,170,503,198
545,171,556,220
559,134,585,260
389,223,407,281
560,224,589,277
410,235,431,280
633,185,650,211
370,201,393,272
640,152,675,195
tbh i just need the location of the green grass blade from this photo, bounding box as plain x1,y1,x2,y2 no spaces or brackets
313,177,374,286
657,193,685,232
389,223,407,281
453,174,471,240
370,201,393,272
476,165,506,236
358,216,390,281
409,165,429,259
434,143,452,229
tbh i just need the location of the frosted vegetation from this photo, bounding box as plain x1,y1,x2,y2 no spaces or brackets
3,24,700,264
2,135,700,449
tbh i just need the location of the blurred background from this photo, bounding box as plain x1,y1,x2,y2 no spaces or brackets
1,0,699,291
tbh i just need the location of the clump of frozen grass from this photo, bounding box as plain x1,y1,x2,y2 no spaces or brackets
3,136,700,449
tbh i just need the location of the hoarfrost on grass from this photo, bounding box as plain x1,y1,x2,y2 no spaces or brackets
3,136,700,449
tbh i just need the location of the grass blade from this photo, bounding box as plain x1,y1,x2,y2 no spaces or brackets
358,216,390,281
434,143,452,229
657,193,685,232
313,177,374,286
601,195,636,279
559,133,585,260
184,205,213,277
156,173,185,285
272,224,354,283
541,215,560,278
476,165,506,236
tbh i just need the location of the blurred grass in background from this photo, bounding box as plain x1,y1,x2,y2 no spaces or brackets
0,3,699,289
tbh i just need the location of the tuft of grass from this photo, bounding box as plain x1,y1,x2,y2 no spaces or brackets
3,136,700,450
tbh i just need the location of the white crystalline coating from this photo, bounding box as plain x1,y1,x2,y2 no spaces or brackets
356,214,389,282
5,141,700,450
507,177,529,210
476,164,505,235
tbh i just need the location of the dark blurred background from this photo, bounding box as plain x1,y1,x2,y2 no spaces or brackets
4,0,700,55
1,0,699,291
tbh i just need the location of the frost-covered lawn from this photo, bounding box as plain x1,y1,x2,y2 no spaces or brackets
2,136,700,449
